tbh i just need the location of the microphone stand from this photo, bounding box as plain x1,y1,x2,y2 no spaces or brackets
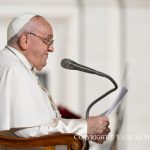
60,58,118,118
86,71,118,118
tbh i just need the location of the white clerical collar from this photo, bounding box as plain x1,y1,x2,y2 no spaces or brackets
6,46,33,70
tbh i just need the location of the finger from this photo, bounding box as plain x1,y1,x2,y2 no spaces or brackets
89,134,108,144
100,122,109,130
105,121,109,127
103,127,111,134
101,116,109,122
98,135,107,143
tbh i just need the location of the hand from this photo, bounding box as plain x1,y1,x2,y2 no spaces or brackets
86,116,110,143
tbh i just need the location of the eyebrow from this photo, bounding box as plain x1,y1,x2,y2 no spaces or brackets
46,34,53,39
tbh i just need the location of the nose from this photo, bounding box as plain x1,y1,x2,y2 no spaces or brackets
48,44,54,52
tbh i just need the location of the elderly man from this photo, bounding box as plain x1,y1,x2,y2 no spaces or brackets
0,13,110,144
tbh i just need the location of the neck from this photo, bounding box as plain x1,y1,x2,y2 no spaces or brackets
7,45,34,69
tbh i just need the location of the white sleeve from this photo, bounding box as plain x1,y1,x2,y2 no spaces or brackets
14,118,87,140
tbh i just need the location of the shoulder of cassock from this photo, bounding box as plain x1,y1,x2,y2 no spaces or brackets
0,47,52,131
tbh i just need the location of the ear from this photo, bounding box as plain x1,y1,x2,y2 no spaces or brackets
18,34,28,50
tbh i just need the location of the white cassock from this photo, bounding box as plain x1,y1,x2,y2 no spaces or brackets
0,46,87,149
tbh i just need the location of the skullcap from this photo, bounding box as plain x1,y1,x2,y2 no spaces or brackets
7,13,36,41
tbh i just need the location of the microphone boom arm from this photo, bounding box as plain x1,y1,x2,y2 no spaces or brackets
86,70,118,118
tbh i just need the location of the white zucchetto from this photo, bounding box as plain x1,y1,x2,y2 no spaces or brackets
7,13,36,41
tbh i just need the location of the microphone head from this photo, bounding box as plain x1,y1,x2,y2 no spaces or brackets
61,58,97,74
61,58,76,70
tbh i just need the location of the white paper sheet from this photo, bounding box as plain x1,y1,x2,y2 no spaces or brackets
103,87,128,116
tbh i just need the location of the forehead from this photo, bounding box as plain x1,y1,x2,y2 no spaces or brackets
32,17,53,38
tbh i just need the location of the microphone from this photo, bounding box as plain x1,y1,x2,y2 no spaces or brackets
61,58,118,117
61,58,96,74
61,58,116,80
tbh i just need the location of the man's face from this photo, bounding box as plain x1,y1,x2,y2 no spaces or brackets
25,17,54,71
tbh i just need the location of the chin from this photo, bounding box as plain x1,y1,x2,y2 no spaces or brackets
36,68,42,71
35,66,43,71
35,62,46,71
